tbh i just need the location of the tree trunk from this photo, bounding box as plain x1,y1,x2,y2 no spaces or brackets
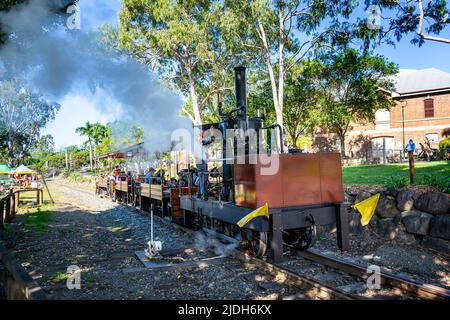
93,144,97,168
7,131,14,167
187,68,202,125
277,1,285,130
257,21,280,125
339,134,346,158
89,141,93,169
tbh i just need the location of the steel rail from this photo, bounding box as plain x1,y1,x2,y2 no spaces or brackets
155,218,358,300
297,249,450,300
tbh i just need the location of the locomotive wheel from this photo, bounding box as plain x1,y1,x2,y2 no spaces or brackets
240,229,268,258
283,226,316,251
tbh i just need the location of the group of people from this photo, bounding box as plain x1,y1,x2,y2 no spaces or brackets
0,174,38,195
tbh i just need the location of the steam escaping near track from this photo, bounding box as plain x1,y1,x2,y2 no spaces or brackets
0,0,191,157
194,232,239,257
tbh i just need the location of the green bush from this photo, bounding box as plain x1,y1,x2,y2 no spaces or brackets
67,172,89,183
439,137,450,159
383,175,409,189
418,174,450,193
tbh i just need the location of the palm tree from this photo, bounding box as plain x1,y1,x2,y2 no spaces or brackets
75,122,94,168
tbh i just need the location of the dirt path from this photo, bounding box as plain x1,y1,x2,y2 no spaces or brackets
10,179,304,300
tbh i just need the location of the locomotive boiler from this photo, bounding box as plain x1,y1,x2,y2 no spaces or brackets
179,67,349,262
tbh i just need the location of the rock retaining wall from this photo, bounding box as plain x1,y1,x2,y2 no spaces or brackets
345,188,450,255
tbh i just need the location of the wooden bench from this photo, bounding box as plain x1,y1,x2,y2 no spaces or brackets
138,183,166,201
115,180,129,192
97,177,108,189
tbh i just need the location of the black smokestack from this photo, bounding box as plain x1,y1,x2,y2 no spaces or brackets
234,66,246,119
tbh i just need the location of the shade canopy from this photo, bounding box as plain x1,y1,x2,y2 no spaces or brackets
13,165,36,175
0,164,12,174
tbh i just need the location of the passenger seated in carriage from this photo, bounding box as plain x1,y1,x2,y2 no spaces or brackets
144,167,156,184
168,177,178,187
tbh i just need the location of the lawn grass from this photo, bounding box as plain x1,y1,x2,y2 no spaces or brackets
342,160,450,185
21,206,53,236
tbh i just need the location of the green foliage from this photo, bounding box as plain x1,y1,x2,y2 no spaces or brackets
418,174,450,193
0,79,60,166
383,175,409,189
67,172,89,183
23,207,53,236
305,49,397,156
439,137,450,158
364,0,450,46
49,272,70,283
119,0,242,124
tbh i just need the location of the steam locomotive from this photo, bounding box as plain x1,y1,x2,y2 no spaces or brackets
96,67,349,262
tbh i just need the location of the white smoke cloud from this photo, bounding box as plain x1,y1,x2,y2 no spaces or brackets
0,0,191,158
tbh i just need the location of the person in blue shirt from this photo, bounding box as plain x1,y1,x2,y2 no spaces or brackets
144,167,156,184
405,139,416,153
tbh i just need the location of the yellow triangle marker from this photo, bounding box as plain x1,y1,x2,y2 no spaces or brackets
352,193,380,226
237,203,269,228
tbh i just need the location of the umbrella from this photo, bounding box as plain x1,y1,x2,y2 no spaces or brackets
13,165,36,175
0,164,12,174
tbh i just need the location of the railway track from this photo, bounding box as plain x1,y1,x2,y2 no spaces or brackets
295,249,450,300
50,180,450,300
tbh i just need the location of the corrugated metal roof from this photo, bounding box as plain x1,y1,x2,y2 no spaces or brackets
393,68,450,94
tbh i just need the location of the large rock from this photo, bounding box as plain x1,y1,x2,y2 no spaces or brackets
384,187,399,198
429,215,450,240
401,210,432,235
396,189,415,212
354,191,372,204
376,218,400,240
375,196,401,218
414,192,450,215
348,210,364,234
422,236,450,255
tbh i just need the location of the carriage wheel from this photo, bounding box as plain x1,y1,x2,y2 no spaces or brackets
282,226,316,251
240,229,268,258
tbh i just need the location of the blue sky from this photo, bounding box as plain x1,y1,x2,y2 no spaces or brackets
43,0,450,149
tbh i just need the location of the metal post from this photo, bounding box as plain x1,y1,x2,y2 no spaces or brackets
408,151,415,184
336,204,349,251
401,102,406,162
271,210,284,263
150,202,154,244
382,137,387,165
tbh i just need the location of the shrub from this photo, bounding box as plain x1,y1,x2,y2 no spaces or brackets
419,174,450,193
67,172,89,183
439,137,450,159
383,175,409,189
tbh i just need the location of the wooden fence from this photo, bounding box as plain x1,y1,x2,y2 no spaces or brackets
0,188,45,300
0,188,44,228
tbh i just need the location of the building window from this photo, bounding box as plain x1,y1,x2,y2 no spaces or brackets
424,99,434,118
425,133,439,142
375,109,390,130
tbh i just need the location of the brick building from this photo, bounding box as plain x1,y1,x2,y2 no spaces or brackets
338,68,450,162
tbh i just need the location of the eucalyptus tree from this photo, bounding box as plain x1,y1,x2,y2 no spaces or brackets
223,0,358,131
119,0,245,125
0,79,60,166
308,49,397,157
363,0,450,45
